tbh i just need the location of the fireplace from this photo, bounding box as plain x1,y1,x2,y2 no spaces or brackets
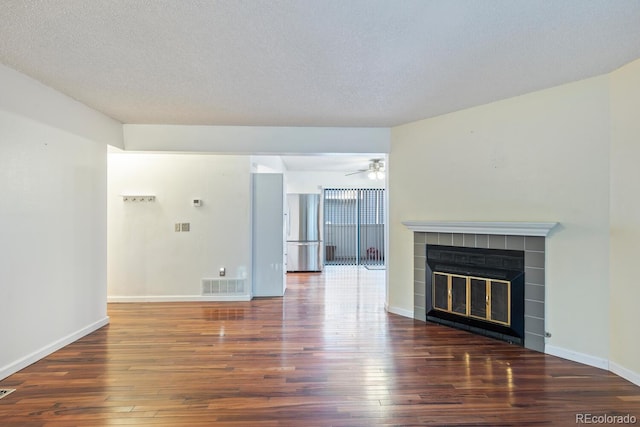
403,221,558,353
426,245,525,345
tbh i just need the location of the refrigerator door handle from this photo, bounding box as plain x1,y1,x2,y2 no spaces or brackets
286,212,290,237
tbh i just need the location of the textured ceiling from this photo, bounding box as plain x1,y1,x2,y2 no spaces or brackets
1,1,640,127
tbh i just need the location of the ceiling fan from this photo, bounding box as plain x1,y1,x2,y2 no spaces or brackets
345,159,385,180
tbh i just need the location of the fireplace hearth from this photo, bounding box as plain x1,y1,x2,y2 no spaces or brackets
426,245,525,345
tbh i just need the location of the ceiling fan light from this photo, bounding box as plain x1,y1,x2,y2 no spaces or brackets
368,171,377,180
376,171,385,180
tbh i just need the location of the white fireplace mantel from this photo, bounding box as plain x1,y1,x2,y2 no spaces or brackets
402,221,559,237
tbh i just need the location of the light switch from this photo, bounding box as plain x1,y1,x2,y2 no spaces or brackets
181,223,190,232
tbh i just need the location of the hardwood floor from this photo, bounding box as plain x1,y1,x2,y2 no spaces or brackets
1,266,638,426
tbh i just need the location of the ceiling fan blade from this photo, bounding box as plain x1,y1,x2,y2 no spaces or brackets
345,169,367,176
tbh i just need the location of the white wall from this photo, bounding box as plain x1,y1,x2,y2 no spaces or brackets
609,58,640,383
389,76,612,361
0,65,123,149
286,170,385,194
0,64,120,380
108,153,252,300
251,155,286,173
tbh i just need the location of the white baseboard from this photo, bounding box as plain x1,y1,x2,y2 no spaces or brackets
385,304,413,319
610,361,640,387
108,295,252,302
545,344,609,370
0,316,109,381
546,346,640,387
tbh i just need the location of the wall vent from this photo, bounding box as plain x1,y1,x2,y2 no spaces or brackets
202,278,245,295
0,389,16,400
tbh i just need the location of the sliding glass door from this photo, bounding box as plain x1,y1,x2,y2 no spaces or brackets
323,188,385,266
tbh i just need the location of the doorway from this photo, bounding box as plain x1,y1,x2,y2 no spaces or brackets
323,188,385,267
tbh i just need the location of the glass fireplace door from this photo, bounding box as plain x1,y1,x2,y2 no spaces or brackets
433,272,511,327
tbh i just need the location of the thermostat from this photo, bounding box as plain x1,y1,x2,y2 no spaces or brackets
193,199,203,207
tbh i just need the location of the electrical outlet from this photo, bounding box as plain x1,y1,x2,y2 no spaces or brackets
181,223,190,232
174,223,181,232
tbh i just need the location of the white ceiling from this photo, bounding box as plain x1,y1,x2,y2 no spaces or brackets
2,1,640,128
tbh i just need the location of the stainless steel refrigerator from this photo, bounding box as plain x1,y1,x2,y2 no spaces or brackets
286,193,323,272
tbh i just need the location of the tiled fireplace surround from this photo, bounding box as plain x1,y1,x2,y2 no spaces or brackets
404,221,558,353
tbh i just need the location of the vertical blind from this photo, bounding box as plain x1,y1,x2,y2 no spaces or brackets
323,188,385,266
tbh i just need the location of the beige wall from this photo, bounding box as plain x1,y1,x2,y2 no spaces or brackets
389,75,612,360
609,58,640,379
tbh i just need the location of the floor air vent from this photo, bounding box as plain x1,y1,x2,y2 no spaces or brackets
0,389,16,400
202,278,245,296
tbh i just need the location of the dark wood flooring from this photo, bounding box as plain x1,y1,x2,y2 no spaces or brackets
0,267,638,426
